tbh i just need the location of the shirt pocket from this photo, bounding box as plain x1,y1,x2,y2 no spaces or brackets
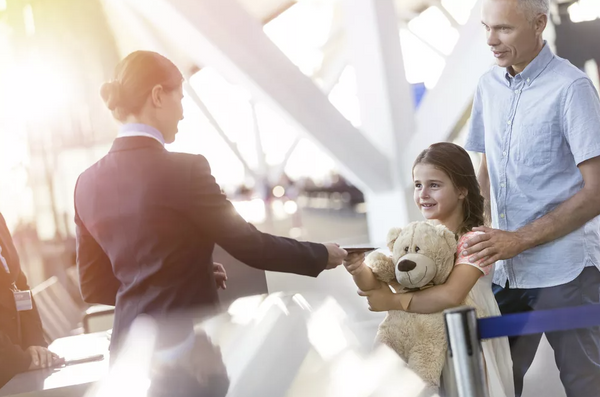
514,122,557,166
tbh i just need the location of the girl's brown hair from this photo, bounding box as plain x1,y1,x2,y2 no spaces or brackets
413,142,485,236
100,51,183,122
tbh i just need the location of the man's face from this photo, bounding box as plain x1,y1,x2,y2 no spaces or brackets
481,0,546,73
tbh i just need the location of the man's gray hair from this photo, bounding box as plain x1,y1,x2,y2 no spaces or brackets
519,0,550,19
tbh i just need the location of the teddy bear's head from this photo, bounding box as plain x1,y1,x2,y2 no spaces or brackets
386,221,457,289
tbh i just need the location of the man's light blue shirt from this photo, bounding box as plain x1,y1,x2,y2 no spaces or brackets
465,43,600,289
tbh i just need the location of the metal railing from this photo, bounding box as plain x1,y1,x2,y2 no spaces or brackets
443,304,600,397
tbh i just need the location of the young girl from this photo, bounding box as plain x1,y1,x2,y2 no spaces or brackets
344,142,514,397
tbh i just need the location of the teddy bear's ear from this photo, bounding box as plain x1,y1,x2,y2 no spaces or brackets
386,227,403,251
435,224,458,251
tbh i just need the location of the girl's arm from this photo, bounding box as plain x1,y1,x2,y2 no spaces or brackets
404,265,482,313
343,253,381,291
359,264,482,313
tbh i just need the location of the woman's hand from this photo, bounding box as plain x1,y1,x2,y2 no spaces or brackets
343,252,367,275
213,263,227,290
323,243,348,269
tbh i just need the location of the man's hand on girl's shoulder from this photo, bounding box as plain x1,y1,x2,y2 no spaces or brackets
462,226,528,267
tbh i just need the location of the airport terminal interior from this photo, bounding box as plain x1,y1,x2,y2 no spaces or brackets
0,0,599,396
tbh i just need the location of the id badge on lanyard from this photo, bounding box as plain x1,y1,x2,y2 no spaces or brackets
11,283,33,311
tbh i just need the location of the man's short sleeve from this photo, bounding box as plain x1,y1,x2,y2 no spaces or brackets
563,77,600,165
464,82,486,154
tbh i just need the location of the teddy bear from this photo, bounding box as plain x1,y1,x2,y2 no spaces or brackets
366,221,480,394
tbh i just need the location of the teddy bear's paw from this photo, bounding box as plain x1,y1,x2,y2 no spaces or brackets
365,251,389,265
366,251,396,283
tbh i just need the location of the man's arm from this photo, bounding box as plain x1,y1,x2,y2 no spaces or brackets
477,155,492,225
466,157,600,265
465,81,490,224
517,156,600,247
516,77,600,248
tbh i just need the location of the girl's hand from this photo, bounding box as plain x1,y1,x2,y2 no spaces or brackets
343,252,367,275
358,283,404,312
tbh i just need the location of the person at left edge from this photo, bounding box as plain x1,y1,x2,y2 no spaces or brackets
0,212,60,388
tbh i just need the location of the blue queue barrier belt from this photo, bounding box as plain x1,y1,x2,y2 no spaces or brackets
478,304,600,340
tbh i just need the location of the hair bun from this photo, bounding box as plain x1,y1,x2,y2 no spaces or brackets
100,81,122,111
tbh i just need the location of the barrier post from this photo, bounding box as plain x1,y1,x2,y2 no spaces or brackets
444,306,488,397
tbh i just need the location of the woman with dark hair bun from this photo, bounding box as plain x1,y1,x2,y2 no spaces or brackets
73,51,347,396
98,51,185,143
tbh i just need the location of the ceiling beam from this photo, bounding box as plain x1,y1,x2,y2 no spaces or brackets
121,0,394,193
401,0,492,180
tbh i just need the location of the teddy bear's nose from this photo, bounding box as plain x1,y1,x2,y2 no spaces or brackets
397,259,416,272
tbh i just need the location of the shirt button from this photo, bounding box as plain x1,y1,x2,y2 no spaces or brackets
502,151,507,157
500,183,505,188
500,213,505,218
526,78,530,83
507,120,512,125
514,90,520,94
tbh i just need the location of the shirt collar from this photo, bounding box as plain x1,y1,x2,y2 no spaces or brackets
0,246,9,274
502,41,554,87
117,123,165,146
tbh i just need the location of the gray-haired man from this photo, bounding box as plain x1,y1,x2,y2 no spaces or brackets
463,0,600,395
